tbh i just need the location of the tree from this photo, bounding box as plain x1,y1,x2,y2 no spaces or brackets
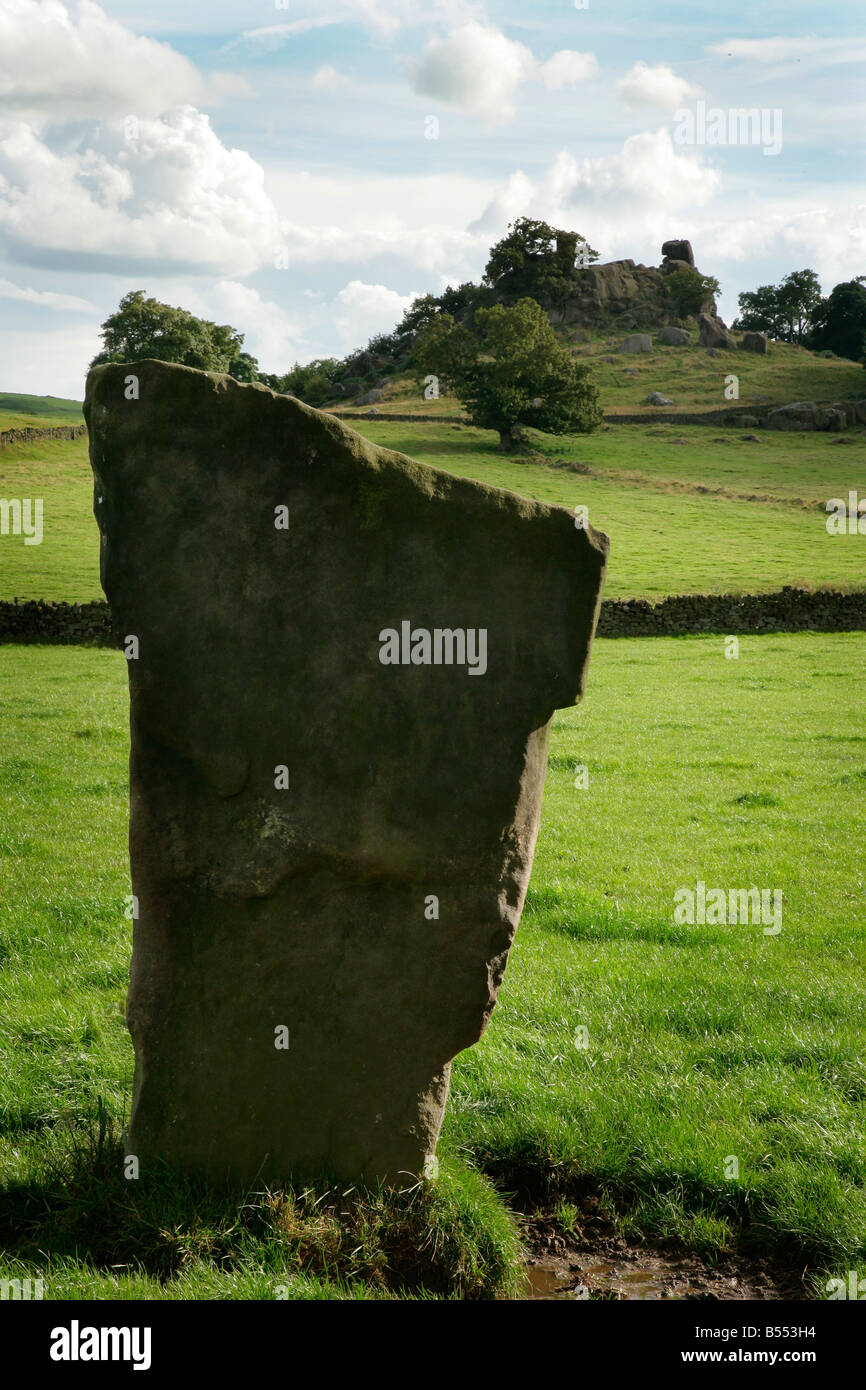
808,280,866,361
260,358,342,406
733,269,822,343
484,218,599,310
776,270,822,342
414,297,603,450
90,290,260,379
664,267,721,317
734,283,786,338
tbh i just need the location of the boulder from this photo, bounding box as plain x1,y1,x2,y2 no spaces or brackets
740,332,769,354
698,314,737,350
660,258,694,277
83,359,609,1188
356,388,384,406
766,402,848,432
620,333,653,354
646,392,675,406
661,239,695,266
657,326,691,346
739,415,760,427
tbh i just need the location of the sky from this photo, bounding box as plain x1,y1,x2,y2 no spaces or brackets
0,0,864,398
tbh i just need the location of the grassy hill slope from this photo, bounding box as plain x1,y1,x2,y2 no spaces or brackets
0,392,83,430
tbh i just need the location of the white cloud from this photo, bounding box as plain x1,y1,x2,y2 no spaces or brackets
167,279,304,370
617,62,702,111
0,0,237,122
706,35,866,66
0,108,284,276
0,276,94,310
538,50,598,91
0,320,100,397
229,0,436,51
334,280,420,348
223,15,347,55
412,20,597,123
412,21,534,123
264,169,488,272
312,65,347,91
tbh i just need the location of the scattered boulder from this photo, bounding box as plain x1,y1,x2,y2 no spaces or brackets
766,402,847,432
739,415,760,428
356,388,384,406
657,325,691,346
698,314,737,350
83,358,609,1188
646,392,675,406
740,332,769,354
661,239,695,266
620,333,653,354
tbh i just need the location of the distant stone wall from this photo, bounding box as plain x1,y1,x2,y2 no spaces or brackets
596,587,866,637
0,599,114,645
3,587,865,647
0,423,86,447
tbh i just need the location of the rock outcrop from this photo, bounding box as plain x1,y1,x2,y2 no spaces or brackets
549,241,718,332
84,360,608,1187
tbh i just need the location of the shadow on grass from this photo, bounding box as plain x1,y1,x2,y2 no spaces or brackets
0,1105,520,1299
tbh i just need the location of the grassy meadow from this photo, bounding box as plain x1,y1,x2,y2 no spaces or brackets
0,636,863,1298
0,351,864,1299
1,420,865,603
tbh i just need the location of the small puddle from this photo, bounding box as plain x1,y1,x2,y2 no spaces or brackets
522,1254,727,1301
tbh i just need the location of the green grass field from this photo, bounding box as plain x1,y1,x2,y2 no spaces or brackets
1,356,864,1300
2,423,864,603
0,635,863,1298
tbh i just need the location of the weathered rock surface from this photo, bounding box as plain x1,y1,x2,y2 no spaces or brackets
698,313,737,350
661,239,695,266
84,360,608,1187
646,392,675,406
740,332,769,354
657,326,691,346
620,333,653,354
766,401,848,431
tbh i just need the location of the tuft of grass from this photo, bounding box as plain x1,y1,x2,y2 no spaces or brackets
0,1104,521,1300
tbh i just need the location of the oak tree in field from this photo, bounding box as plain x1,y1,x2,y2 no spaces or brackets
415,296,603,451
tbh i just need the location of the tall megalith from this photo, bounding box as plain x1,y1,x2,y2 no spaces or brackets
84,360,608,1185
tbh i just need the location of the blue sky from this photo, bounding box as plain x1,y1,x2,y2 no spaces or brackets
0,0,864,396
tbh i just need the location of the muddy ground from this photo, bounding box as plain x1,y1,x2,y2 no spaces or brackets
520,1200,811,1301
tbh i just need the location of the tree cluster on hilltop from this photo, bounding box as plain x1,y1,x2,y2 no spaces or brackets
733,270,866,359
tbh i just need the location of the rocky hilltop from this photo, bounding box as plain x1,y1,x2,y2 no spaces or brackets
549,238,719,333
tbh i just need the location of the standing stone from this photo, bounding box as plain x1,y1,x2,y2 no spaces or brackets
84,360,608,1187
